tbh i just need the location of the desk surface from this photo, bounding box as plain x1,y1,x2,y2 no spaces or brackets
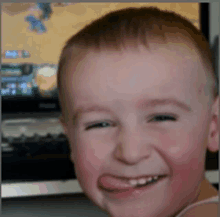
2,191,109,217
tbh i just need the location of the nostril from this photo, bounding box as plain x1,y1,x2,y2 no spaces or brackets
115,142,152,157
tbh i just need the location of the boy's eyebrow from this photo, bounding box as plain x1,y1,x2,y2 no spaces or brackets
72,98,192,122
136,98,192,112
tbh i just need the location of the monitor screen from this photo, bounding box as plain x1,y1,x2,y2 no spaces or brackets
2,63,60,113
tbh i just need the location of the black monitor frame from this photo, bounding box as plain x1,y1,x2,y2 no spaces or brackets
200,3,209,42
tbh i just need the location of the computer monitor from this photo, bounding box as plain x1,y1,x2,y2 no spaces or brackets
1,63,60,113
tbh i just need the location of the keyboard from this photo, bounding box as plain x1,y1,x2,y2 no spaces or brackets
2,116,64,140
2,117,68,157
2,114,76,182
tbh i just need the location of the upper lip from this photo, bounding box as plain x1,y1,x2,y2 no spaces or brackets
101,173,167,181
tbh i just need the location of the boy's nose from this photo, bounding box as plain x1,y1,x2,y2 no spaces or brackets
113,128,152,165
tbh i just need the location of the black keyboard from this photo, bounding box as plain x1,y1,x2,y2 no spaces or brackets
2,133,69,160
2,116,76,182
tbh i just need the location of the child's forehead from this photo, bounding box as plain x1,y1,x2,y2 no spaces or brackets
75,44,201,77
65,45,206,95
64,40,211,98
68,45,208,94
81,39,200,63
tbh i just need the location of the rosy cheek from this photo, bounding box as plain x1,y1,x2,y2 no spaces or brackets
168,146,181,154
74,143,102,189
158,131,193,161
75,137,108,171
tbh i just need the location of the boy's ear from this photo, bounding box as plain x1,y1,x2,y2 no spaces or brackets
59,115,68,135
59,115,76,163
207,96,219,153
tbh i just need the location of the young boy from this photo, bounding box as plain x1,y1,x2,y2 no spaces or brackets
57,7,219,217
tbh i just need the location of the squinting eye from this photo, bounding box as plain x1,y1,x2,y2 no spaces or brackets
150,115,177,122
85,122,111,130
84,115,177,131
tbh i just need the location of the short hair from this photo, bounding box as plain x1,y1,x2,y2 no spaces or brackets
57,6,218,113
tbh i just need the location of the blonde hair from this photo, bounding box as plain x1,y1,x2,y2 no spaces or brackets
57,6,218,112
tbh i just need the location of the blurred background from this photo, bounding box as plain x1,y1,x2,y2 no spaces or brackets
1,2,219,217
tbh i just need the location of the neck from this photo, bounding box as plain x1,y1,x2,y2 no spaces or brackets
193,177,218,203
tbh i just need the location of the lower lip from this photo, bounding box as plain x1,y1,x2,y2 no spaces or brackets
101,175,168,201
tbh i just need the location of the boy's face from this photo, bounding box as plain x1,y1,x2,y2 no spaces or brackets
60,44,218,217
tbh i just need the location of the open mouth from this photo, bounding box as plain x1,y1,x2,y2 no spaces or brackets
133,175,167,189
101,175,168,193
101,175,168,200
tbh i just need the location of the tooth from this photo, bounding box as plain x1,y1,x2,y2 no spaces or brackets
153,176,158,180
138,178,147,185
147,177,153,182
129,179,138,186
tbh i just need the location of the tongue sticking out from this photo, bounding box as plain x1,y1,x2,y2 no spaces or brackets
98,175,132,191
